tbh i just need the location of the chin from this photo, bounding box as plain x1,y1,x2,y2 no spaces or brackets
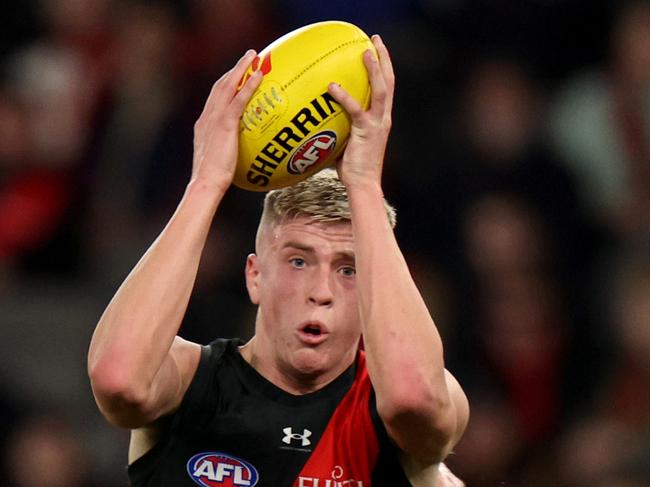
292,348,329,376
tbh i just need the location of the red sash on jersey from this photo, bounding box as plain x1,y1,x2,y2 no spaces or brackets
293,352,379,487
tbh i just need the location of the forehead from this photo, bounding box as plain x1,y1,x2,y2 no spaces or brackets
262,216,354,254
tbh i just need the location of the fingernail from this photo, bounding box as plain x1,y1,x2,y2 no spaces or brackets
244,49,256,57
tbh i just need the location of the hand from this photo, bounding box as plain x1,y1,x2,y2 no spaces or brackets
191,50,263,193
327,34,395,191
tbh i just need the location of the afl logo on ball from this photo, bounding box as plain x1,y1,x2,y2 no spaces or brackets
187,452,259,487
287,130,337,175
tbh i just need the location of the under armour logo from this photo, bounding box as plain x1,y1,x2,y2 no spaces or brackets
282,427,312,446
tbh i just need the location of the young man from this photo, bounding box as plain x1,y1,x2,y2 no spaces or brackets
88,36,469,486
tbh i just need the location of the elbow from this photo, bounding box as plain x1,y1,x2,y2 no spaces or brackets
88,359,152,428
89,360,143,403
378,387,456,435
377,387,458,461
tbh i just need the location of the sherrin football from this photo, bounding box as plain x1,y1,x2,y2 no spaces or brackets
234,21,376,191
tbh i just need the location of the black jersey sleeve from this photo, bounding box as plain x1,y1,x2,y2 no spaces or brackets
170,338,232,433
369,386,413,485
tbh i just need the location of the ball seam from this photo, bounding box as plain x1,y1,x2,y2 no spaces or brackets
281,37,369,90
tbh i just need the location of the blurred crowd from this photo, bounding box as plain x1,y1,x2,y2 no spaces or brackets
1,0,649,485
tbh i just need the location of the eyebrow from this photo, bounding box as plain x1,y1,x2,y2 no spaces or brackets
282,241,313,253
282,241,355,261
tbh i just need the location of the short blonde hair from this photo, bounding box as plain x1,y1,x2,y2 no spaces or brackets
257,169,396,245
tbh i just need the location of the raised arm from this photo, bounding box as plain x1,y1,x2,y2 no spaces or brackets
87,51,263,429
328,36,469,463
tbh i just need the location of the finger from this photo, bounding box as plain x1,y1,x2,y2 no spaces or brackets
372,35,395,86
363,48,388,117
228,69,264,123
371,35,395,110
198,49,257,123
327,82,363,119
209,49,256,97
224,49,258,92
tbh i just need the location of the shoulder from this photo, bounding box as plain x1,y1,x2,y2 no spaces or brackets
127,338,243,464
175,337,243,402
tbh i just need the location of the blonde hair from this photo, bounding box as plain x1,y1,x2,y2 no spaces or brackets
256,169,396,246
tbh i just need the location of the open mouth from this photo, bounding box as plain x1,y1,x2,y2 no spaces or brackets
303,324,322,336
297,322,328,344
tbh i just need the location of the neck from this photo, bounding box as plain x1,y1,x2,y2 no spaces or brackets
238,337,355,395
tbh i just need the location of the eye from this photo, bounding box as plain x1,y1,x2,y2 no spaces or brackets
339,266,356,277
289,257,306,268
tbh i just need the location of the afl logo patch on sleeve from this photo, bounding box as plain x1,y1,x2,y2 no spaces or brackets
187,452,259,487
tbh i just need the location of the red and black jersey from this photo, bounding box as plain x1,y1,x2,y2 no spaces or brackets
128,339,412,486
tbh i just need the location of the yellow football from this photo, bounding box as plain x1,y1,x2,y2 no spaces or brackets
234,21,376,191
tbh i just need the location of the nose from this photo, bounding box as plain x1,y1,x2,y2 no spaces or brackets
308,267,334,307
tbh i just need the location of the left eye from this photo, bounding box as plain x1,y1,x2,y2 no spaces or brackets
290,258,306,268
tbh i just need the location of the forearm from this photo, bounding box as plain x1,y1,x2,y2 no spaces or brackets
88,179,224,397
348,182,454,453
329,33,466,459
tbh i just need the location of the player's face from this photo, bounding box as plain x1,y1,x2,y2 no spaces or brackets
246,216,360,384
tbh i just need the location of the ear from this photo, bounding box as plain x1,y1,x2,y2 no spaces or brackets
245,253,260,305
